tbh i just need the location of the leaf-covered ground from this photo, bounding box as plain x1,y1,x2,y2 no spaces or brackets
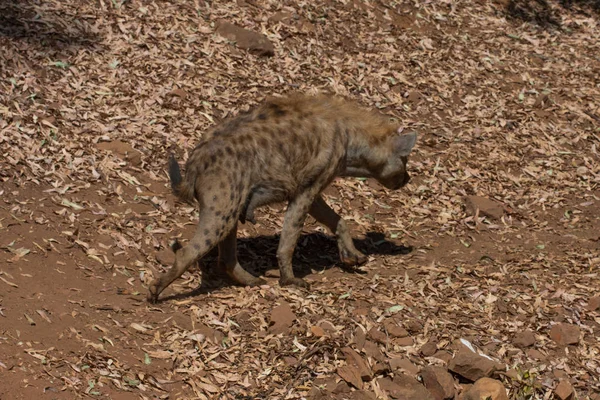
0,0,599,399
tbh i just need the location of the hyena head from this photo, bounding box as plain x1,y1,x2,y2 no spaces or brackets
375,130,417,191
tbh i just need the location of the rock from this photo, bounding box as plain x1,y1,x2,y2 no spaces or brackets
268,11,293,24
397,336,414,346
420,338,438,356
268,302,296,334
461,378,508,400
433,350,453,364
448,340,501,382
354,326,366,350
554,380,574,400
512,331,536,348
363,340,385,362
404,319,424,334
378,375,435,400
389,357,419,376
310,325,327,338
96,140,143,167
216,21,275,56
525,348,546,360
337,365,363,389
549,323,580,346
385,321,410,338
420,366,455,400
373,362,389,375
341,347,372,382
464,195,504,220
587,296,600,311
368,327,388,344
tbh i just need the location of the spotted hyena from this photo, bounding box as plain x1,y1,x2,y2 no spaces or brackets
147,94,417,303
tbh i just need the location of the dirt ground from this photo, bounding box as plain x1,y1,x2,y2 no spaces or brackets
1,0,599,399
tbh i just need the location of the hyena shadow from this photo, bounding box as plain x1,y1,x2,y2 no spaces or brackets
163,232,412,302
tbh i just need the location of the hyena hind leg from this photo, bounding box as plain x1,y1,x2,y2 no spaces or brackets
147,214,231,303
218,222,266,286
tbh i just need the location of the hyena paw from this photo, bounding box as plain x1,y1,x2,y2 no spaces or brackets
340,249,367,266
147,280,161,304
279,277,310,289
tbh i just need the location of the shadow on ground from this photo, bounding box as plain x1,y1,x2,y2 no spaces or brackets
503,0,599,28
0,0,102,51
158,231,412,302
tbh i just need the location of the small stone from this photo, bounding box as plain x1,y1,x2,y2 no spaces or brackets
341,347,372,382
513,331,536,348
392,374,435,400
337,365,363,390
389,357,419,376
549,323,580,346
420,366,455,400
363,340,385,362
461,378,508,400
554,380,574,400
216,21,275,56
311,325,327,338
396,336,414,346
404,319,423,334
373,362,389,375
354,326,366,350
464,195,505,220
587,296,600,311
385,321,409,338
368,327,387,344
433,350,453,364
448,341,501,382
421,338,438,356
526,348,546,360
268,302,296,334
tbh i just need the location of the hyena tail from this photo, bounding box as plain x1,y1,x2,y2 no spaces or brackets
168,154,196,204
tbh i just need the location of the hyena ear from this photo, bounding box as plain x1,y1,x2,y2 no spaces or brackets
393,131,417,157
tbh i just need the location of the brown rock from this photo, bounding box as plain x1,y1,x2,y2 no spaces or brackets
310,325,327,338
461,378,508,400
554,380,574,400
368,327,387,344
549,323,580,346
341,347,372,382
512,331,536,348
404,319,424,334
389,357,419,376
216,21,275,56
391,374,435,400
587,296,600,311
363,340,385,362
420,338,439,356
385,321,410,338
373,362,389,375
96,140,142,166
396,336,414,346
433,350,453,364
268,302,296,334
268,11,293,24
421,366,455,400
354,326,366,350
525,348,546,360
448,341,501,382
464,195,504,220
337,365,363,389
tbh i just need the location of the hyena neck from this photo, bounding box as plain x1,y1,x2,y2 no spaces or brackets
343,130,390,178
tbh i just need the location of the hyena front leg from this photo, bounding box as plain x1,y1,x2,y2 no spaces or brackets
277,190,321,289
218,222,266,286
309,195,367,266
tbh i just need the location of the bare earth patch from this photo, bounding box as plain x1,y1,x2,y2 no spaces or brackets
0,0,599,399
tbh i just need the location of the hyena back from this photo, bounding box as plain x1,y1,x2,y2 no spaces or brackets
147,94,417,303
